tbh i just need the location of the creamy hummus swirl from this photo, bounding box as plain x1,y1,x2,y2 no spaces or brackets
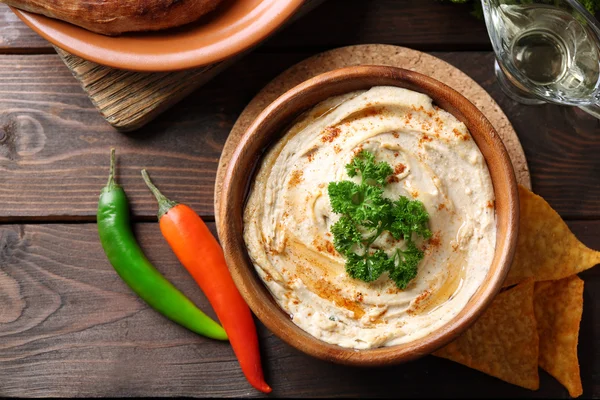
243,86,496,349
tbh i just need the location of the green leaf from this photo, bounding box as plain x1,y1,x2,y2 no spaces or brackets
328,181,391,227
388,241,423,289
328,180,362,215
345,150,393,187
331,216,362,254
389,196,432,241
345,250,390,283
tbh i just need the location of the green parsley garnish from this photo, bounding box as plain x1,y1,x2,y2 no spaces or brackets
327,150,432,289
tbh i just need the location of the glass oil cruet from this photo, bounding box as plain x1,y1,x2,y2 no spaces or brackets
481,0,600,118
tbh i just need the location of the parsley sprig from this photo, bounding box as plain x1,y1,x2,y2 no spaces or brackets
327,151,432,289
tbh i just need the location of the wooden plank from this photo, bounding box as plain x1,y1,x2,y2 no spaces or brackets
53,47,240,132
0,54,225,221
1,52,599,220
0,221,598,397
0,1,490,54
266,0,490,51
0,4,50,53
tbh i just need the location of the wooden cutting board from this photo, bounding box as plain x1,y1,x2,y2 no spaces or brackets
53,0,325,132
54,46,236,132
214,44,532,228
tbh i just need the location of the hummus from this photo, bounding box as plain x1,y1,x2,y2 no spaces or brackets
243,86,496,349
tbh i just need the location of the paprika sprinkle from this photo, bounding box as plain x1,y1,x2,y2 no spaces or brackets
141,169,272,394
97,149,227,341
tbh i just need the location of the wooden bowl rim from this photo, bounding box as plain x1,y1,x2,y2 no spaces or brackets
220,65,519,366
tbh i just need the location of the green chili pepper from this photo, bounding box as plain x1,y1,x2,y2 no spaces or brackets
97,149,227,341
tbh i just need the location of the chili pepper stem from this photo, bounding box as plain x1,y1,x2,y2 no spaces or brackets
141,169,178,219
106,148,118,190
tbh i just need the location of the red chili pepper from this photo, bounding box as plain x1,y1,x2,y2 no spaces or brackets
141,170,271,394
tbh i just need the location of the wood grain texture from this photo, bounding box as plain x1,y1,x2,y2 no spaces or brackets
1,52,599,220
0,222,598,397
1,0,598,397
54,47,235,132
0,54,223,221
0,0,489,53
266,0,490,51
0,3,49,53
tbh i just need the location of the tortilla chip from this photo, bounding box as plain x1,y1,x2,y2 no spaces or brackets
504,185,600,287
433,279,539,390
534,275,584,398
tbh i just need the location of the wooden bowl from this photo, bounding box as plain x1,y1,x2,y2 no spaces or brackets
219,65,519,366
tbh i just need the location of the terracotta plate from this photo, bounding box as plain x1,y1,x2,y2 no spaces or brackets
11,0,304,72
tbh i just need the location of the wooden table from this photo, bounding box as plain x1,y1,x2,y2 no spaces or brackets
1,1,599,397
